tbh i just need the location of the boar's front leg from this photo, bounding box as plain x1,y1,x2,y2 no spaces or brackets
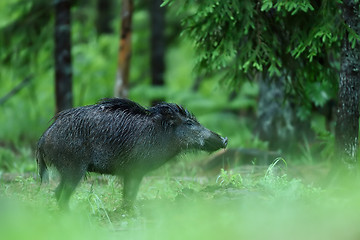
122,173,144,210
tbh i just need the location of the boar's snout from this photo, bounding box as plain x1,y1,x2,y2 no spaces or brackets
203,131,228,152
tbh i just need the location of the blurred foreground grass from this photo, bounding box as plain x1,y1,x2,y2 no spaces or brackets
1,159,360,240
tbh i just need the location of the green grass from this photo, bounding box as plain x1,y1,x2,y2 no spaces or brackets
1,157,360,240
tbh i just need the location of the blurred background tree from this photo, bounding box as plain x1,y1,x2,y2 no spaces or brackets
114,0,132,98
54,0,73,113
149,0,166,105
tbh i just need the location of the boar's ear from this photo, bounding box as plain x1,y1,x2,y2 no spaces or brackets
151,104,181,127
160,106,181,126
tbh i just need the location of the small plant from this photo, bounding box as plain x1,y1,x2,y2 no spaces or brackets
264,157,288,180
87,189,113,228
216,168,243,188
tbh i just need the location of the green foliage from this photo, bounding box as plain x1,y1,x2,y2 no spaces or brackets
165,0,341,81
164,0,343,121
0,0,53,76
0,147,35,173
216,168,243,187
261,0,315,13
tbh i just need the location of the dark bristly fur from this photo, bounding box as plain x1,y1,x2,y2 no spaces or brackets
37,98,227,210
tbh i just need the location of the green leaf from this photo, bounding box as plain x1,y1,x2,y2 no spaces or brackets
261,1,273,11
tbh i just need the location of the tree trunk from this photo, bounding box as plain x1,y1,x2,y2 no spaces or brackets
256,75,295,152
96,0,114,34
54,0,73,114
335,0,360,168
114,0,133,98
150,0,165,103
256,74,314,155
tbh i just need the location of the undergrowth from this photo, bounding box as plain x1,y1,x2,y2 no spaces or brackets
1,158,343,240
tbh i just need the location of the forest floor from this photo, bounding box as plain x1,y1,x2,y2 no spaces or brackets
1,161,360,240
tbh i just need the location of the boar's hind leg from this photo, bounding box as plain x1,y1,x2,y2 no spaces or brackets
55,169,85,210
122,174,144,209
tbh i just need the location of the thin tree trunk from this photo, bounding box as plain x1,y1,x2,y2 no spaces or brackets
54,0,73,113
150,0,166,105
96,0,114,34
114,0,133,98
335,0,360,168
150,0,165,86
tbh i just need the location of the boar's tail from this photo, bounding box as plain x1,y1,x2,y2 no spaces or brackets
36,137,49,183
